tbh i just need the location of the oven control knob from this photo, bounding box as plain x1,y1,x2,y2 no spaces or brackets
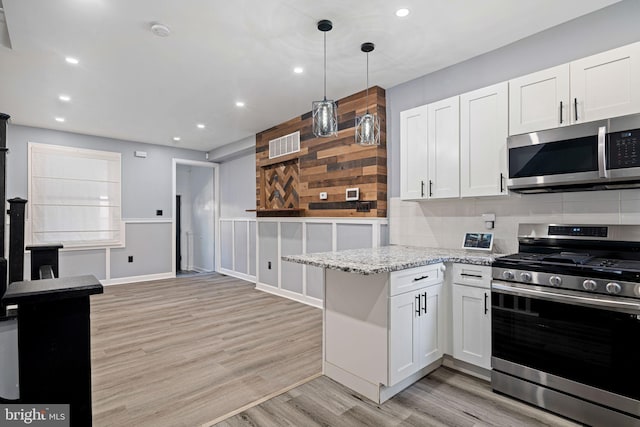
549,276,562,287
520,272,532,282
582,279,598,291
606,282,622,295
502,270,515,280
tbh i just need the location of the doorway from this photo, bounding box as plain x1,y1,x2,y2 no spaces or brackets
173,159,219,277
176,194,181,273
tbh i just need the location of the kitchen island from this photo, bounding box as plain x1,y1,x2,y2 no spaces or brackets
284,245,498,403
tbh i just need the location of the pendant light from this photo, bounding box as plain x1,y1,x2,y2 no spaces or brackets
312,20,338,138
355,42,380,146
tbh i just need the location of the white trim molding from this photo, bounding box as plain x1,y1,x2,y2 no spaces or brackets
255,217,389,307
101,272,175,286
218,218,257,282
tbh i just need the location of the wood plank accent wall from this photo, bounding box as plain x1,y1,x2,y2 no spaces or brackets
256,86,386,218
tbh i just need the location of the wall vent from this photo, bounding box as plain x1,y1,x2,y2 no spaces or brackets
269,131,300,159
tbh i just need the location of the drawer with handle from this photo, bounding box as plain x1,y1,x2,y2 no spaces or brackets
389,264,444,296
452,263,491,288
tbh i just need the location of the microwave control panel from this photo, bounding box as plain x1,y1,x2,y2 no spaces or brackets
608,128,640,169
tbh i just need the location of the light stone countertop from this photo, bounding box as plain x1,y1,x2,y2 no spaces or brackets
282,245,501,275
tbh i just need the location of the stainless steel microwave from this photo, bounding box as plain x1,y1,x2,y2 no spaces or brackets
507,113,640,193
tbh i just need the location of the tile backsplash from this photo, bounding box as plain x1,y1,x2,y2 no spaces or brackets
389,189,640,255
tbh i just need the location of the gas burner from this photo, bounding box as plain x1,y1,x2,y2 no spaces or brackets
540,252,593,265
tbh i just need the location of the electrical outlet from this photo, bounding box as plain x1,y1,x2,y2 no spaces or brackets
356,202,371,212
319,192,328,200
156,210,163,216
128,256,133,263
268,261,272,270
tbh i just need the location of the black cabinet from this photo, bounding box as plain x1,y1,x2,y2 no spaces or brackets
2,275,103,426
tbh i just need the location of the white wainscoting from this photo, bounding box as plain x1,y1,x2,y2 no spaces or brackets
218,218,257,282
255,217,389,308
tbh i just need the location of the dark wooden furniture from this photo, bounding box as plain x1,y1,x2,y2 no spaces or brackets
26,243,63,279
2,275,103,426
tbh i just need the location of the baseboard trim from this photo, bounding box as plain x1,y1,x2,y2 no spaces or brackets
255,283,323,309
442,354,491,382
100,272,175,286
218,268,256,283
323,359,442,404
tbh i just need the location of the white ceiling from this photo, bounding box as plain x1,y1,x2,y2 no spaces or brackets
0,0,621,152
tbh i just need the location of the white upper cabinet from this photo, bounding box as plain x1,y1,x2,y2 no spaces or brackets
509,64,570,135
427,96,460,199
460,82,509,197
509,42,640,135
571,41,640,124
400,98,460,201
400,105,428,200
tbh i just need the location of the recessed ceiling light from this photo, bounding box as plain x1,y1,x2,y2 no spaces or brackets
396,8,410,17
65,57,79,65
59,95,71,102
197,124,205,129
55,117,65,122
293,67,304,74
173,137,181,142
235,101,245,107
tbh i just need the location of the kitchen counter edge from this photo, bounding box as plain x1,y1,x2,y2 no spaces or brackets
282,246,499,275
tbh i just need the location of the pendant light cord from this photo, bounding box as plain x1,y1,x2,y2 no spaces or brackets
365,52,370,114
323,31,327,101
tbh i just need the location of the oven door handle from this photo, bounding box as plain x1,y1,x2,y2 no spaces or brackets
492,281,640,314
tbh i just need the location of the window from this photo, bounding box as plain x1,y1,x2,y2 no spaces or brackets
28,143,123,248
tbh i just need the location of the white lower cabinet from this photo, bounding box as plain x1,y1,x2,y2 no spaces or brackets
324,264,444,403
451,264,492,370
389,282,444,386
324,262,493,404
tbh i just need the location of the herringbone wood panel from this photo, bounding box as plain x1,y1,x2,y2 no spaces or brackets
263,161,299,209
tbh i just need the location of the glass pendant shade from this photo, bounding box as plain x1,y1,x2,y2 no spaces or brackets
355,112,380,145
312,99,338,137
312,20,338,138
355,42,380,146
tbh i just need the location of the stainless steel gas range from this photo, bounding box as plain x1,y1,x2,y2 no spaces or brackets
491,224,640,426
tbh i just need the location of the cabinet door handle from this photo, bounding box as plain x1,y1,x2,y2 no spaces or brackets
574,98,578,122
415,294,421,317
422,292,428,314
429,180,433,197
499,173,505,193
484,292,488,315
413,275,429,282
420,180,425,198
559,101,563,124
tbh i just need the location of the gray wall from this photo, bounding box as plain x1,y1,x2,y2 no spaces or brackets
386,0,640,197
7,124,204,216
219,151,256,218
6,124,206,280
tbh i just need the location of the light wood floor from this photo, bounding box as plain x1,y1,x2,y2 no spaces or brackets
90,273,322,427
217,367,581,427
90,273,579,427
